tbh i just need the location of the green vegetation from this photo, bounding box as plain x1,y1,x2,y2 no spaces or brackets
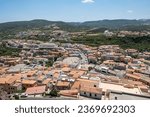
0,19,150,39
82,19,150,30
0,45,21,57
71,35,150,51
0,19,150,52
16,90,25,94
0,19,88,36
45,56,61,67
14,95,20,100
45,59,54,67
49,89,59,97
23,35,50,42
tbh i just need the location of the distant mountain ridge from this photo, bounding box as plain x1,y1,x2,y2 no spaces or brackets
82,19,150,28
0,19,150,32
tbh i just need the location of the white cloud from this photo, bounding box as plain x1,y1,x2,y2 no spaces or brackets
81,0,95,3
127,10,133,13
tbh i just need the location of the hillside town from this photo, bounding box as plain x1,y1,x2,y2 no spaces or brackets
0,38,150,100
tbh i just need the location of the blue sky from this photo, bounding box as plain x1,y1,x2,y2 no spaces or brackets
0,0,150,23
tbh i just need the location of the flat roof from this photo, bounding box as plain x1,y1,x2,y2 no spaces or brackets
109,92,150,100
99,82,141,95
63,57,80,66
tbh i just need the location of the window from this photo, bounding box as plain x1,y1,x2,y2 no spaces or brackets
94,85,96,87
95,94,97,97
90,93,92,97
84,92,86,95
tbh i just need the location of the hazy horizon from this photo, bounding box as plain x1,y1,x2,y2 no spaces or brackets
1,18,150,24
0,0,150,23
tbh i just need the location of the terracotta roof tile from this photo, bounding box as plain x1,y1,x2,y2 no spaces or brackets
56,81,70,87
22,80,36,85
80,86,102,94
25,86,46,95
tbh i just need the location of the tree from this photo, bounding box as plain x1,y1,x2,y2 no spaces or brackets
88,66,93,71
14,95,19,100
49,89,59,97
45,60,54,67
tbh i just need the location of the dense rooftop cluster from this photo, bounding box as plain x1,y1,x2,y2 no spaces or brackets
0,39,150,100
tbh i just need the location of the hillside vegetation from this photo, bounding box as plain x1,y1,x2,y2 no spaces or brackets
0,19,150,51
71,35,150,51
